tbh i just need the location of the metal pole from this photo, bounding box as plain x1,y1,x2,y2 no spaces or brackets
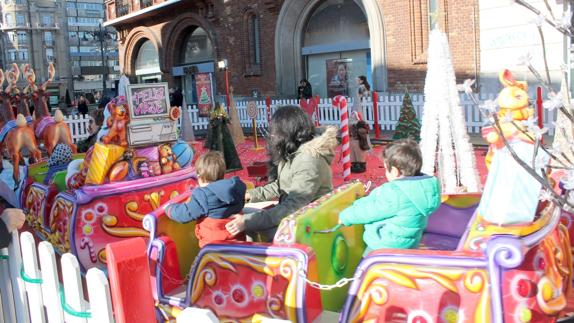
100,23,106,95
225,68,230,110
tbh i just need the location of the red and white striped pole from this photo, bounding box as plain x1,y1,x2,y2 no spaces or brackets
333,95,351,181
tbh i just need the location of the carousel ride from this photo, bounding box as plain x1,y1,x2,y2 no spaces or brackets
0,61,569,323
133,69,574,323
0,64,196,272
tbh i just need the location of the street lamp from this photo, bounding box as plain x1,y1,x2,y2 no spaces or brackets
85,19,113,96
217,59,230,109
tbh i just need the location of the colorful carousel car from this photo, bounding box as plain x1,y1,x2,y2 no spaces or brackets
143,180,572,322
1,81,197,272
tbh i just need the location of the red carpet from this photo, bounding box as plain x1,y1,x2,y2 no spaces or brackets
192,138,490,189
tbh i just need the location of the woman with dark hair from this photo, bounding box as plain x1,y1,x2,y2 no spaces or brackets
297,79,313,99
226,106,338,241
351,75,371,115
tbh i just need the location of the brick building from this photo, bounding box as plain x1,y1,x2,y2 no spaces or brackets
103,0,480,103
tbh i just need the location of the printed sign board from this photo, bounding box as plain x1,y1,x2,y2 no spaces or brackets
195,73,215,117
126,83,178,147
127,83,170,119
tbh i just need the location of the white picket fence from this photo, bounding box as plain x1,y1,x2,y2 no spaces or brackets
0,230,289,323
61,93,558,143
0,230,114,323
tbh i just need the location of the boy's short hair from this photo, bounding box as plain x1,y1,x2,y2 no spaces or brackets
196,151,226,182
383,139,422,176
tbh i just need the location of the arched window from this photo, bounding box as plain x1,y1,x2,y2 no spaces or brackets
409,0,440,63
134,39,160,82
303,0,370,98
180,27,213,65
244,11,261,75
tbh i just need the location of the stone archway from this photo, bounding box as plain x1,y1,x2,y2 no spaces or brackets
274,0,387,96
123,26,162,77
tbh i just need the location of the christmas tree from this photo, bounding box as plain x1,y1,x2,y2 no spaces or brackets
419,30,480,193
199,87,211,105
393,91,421,140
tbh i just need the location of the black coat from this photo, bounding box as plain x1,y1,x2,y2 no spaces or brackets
0,218,10,249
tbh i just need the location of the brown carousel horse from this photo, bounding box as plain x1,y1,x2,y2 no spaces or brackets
23,63,77,155
0,65,42,187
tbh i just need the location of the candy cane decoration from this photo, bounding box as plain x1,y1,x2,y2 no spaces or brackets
333,95,351,181
80,236,97,263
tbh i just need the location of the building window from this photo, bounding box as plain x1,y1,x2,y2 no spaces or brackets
180,27,213,65
409,0,441,63
77,2,103,10
80,46,99,53
116,0,130,17
140,0,152,9
68,17,76,25
67,1,75,9
4,14,14,26
250,15,261,65
17,32,26,43
8,50,17,61
243,11,262,75
44,32,53,45
16,14,25,26
42,15,52,26
7,32,16,42
428,0,438,30
15,0,24,4
19,49,28,60
46,48,54,62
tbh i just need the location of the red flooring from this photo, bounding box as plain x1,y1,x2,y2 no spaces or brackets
192,138,490,188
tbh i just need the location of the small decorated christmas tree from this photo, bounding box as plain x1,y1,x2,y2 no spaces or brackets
393,91,421,141
199,87,210,105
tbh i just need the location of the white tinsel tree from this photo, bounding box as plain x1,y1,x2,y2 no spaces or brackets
419,30,481,193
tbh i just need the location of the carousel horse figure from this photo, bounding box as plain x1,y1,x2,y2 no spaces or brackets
24,63,77,155
0,65,42,187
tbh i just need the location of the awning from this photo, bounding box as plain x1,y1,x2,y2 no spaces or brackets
103,0,181,28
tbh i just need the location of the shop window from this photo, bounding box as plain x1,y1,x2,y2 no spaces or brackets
409,0,441,64
244,11,261,75
180,27,213,65
302,0,370,98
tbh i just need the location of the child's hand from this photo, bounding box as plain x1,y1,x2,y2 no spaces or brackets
338,217,343,225
226,214,245,236
245,192,251,202
1,208,25,232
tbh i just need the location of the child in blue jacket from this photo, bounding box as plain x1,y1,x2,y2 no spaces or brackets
339,139,441,255
165,151,247,247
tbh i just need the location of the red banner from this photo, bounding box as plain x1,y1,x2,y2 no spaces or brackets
195,73,214,117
